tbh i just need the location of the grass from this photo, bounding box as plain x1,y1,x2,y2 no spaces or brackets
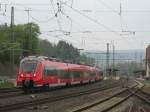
0,80,14,88
146,81,150,85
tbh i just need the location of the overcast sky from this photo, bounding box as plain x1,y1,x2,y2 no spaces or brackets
1,0,150,51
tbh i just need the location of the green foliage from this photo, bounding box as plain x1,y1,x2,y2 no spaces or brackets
56,40,80,62
0,23,94,66
0,23,40,63
0,23,95,77
39,40,80,62
39,39,57,57
13,23,40,56
79,54,95,66
39,40,95,65
0,80,14,88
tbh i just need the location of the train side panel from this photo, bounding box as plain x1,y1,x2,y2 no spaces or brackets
16,56,103,90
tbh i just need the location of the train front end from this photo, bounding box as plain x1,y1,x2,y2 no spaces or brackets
16,56,42,90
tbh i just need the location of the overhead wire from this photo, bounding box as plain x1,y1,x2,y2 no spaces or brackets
0,0,148,50
71,0,74,8
0,1,150,12
41,32,79,44
63,3,121,37
50,0,62,32
96,0,139,49
29,14,55,23
97,0,133,36
97,0,124,33
97,0,119,14
60,10,72,34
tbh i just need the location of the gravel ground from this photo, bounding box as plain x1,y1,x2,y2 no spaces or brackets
143,84,150,94
8,80,125,112
137,79,150,94
106,91,150,112
10,86,124,112
3,79,136,112
107,97,139,112
0,80,117,107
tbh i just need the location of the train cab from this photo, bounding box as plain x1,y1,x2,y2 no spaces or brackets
16,56,44,89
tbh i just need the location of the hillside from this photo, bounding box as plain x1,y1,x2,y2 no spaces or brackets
83,49,146,69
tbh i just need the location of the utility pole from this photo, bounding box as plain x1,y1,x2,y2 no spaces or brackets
140,54,143,67
112,42,115,77
25,9,32,55
106,43,110,77
25,9,31,24
119,3,122,16
10,6,14,72
146,46,150,78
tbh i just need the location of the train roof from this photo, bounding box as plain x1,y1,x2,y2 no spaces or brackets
42,60,68,70
41,60,95,71
20,56,49,63
20,56,100,72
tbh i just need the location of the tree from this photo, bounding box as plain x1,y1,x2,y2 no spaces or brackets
79,54,95,66
39,40,95,65
39,39,56,56
0,23,40,63
14,23,40,56
56,40,80,62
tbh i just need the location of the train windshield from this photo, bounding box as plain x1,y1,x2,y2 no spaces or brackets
21,60,38,73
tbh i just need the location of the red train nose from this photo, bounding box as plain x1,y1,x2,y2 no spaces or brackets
21,72,36,78
23,80,34,88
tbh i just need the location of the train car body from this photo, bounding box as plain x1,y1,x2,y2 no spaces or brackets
16,56,103,90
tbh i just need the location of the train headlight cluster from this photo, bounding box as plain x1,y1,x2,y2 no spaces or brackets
33,73,36,77
21,74,23,77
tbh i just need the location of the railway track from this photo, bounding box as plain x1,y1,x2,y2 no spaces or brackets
0,87,21,93
122,82,150,112
132,90,150,104
71,87,137,112
127,85,150,112
132,90,150,112
70,80,146,112
0,87,23,99
0,80,123,112
71,80,150,112
0,81,98,99
0,79,122,99
0,90,23,99
127,103,136,112
127,104,150,112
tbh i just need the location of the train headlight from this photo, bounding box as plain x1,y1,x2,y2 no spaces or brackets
21,74,23,77
33,73,36,77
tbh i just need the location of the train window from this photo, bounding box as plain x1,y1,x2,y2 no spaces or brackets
71,71,83,78
48,69,57,75
21,60,37,73
58,70,70,78
91,72,96,76
57,70,64,78
83,72,90,77
43,66,58,76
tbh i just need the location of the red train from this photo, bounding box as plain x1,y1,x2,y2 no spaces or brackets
16,56,103,90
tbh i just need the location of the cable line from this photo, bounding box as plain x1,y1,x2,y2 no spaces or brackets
63,3,120,37
29,14,55,23
50,0,62,31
